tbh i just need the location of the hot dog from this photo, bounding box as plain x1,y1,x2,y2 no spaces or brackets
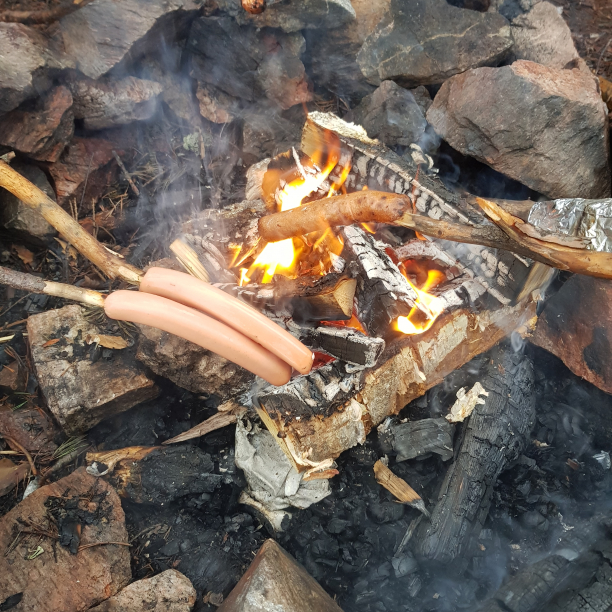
104,291,292,386
139,267,314,375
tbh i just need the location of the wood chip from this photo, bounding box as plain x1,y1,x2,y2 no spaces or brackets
42,338,61,348
12,245,34,266
0,457,29,496
85,334,129,350
373,459,429,517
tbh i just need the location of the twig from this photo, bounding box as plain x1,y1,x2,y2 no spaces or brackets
2,435,37,477
0,266,105,308
112,151,140,197
0,0,95,24
0,161,142,284
163,411,238,445
373,460,429,517
78,541,131,552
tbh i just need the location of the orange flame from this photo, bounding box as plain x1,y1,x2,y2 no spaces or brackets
397,270,446,335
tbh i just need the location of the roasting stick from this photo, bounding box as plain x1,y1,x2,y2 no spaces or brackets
257,190,612,280
0,160,143,284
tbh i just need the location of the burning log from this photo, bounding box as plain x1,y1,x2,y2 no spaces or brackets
259,112,612,283
413,342,536,564
342,225,428,336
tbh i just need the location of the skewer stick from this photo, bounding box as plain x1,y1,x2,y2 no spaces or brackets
0,161,143,284
0,266,105,308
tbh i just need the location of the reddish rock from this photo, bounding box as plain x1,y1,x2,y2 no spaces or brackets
0,468,131,611
531,275,612,394
0,402,58,455
28,305,159,434
88,570,196,612
427,60,610,199
45,137,119,209
71,76,163,130
0,86,74,162
0,359,26,393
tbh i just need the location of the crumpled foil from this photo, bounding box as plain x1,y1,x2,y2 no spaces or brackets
528,198,612,252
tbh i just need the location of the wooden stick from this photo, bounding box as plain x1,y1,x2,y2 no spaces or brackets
258,189,612,279
0,266,105,308
112,150,140,197
373,459,429,517
0,0,95,24
0,161,142,284
169,238,210,282
162,410,238,445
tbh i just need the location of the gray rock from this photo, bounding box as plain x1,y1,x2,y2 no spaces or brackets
427,60,611,199
0,24,71,114
196,83,241,124
489,0,540,21
511,2,589,72
357,0,513,87
307,0,389,103
71,76,163,130
188,16,311,110
221,0,355,32
242,108,302,163
351,81,428,147
54,0,198,79
0,162,57,245
0,85,74,162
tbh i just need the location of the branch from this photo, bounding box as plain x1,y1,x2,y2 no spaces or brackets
0,266,105,307
0,0,95,24
0,161,142,284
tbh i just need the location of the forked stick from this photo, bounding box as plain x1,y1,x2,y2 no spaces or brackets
0,161,143,284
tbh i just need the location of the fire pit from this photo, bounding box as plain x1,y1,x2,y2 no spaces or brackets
0,0,612,611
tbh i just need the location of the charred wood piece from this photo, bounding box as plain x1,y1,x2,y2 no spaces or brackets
87,445,222,504
342,225,427,336
480,515,611,612
256,361,364,425
414,343,536,563
379,417,455,462
373,459,429,517
299,326,385,367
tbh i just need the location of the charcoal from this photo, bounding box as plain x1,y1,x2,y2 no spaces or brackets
381,417,455,462
368,501,404,524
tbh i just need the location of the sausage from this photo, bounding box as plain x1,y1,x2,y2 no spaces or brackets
139,267,314,375
104,291,292,386
258,190,409,242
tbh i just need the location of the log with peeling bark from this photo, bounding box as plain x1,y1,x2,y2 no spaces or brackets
480,515,610,612
258,298,537,464
0,161,142,284
413,342,536,564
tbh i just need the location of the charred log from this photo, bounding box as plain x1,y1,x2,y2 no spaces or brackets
379,417,455,462
413,342,536,563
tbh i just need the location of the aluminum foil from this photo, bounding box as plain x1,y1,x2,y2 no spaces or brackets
528,198,612,252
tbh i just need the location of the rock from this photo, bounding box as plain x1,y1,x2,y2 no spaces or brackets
229,0,356,32
54,0,197,80
351,81,428,147
0,86,73,162
306,0,389,103
188,16,311,109
0,162,58,245
531,275,612,395
27,304,159,434
511,2,589,72
0,402,58,455
196,83,241,124
242,108,302,163
45,136,119,208
71,76,163,130
0,24,70,115
136,324,254,398
427,60,611,199
0,360,26,394
357,0,513,87
0,468,131,611
217,539,343,612
89,570,196,612
489,0,540,21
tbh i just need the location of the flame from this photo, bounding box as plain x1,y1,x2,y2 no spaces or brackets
397,270,446,335
246,160,336,283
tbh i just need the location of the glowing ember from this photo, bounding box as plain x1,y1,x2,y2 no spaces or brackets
397,270,446,335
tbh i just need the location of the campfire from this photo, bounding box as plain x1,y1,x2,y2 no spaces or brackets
1,0,612,611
